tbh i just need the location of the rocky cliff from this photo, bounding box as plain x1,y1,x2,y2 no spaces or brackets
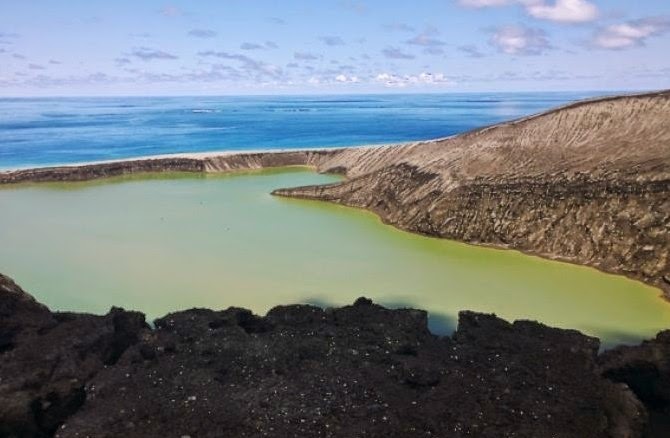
1,91,668,297
3,273,670,437
273,90,670,297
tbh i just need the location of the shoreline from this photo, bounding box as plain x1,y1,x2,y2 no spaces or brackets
1,89,668,300
1,159,668,308
0,145,359,172
0,148,346,184
2,165,668,342
0,130,457,173
0,136,456,173
275,187,670,307
2,89,665,174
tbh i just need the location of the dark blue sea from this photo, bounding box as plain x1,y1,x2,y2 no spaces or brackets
0,92,610,169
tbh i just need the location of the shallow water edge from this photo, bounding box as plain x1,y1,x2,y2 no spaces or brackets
1,167,669,348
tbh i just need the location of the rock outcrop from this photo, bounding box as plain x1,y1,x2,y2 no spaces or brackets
0,274,146,437
1,91,668,298
3,274,670,437
600,331,670,437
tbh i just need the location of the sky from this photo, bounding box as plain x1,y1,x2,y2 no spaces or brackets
0,0,669,96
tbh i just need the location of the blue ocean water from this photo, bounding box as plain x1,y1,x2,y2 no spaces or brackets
0,92,610,170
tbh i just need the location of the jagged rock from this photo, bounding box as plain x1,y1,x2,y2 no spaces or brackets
0,275,147,437
0,274,663,437
600,331,670,437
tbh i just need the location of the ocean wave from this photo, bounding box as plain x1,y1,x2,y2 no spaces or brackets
191,109,220,114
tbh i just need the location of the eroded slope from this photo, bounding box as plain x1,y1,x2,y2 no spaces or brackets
274,91,670,295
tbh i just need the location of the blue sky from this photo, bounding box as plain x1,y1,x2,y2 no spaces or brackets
0,0,669,95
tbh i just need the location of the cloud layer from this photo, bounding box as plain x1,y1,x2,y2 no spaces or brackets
2,1,668,94
592,17,670,50
459,0,598,23
489,25,551,55
130,47,178,61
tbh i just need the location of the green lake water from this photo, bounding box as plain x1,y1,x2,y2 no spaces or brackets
1,167,669,347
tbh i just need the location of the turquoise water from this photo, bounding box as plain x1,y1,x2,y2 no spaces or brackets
1,168,669,347
0,92,609,169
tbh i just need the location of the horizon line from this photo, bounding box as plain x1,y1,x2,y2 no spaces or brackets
1,87,664,99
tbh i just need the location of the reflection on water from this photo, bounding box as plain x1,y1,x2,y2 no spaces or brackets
1,168,669,347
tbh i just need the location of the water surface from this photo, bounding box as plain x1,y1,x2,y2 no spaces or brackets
1,168,668,347
0,92,609,169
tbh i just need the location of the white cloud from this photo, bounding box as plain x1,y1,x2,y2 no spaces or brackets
415,72,451,84
458,0,598,23
459,0,512,6
489,25,551,55
524,0,597,23
304,74,359,86
375,73,394,83
374,72,453,87
592,17,670,50
335,74,359,83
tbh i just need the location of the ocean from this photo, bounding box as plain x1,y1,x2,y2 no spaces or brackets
0,92,610,170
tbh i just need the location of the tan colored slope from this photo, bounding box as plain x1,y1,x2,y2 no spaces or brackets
275,90,670,296
311,90,670,183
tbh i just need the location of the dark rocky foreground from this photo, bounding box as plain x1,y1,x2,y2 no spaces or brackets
1,274,669,437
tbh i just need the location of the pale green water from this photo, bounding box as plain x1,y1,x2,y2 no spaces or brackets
1,168,669,347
